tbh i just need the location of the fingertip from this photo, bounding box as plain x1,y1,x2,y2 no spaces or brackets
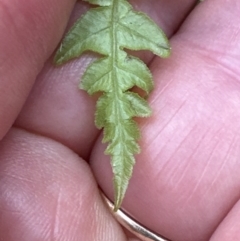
0,0,76,139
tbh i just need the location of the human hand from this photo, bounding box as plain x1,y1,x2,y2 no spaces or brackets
0,0,240,241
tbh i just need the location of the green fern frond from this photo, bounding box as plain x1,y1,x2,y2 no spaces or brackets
54,0,170,211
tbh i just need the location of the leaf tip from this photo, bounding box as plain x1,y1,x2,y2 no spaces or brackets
113,203,121,212
113,191,124,212
53,53,64,66
112,173,129,212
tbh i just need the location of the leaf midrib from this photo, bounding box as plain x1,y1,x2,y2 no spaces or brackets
110,0,121,121
110,0,126,205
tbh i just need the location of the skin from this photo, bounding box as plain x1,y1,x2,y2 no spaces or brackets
0,0,240,240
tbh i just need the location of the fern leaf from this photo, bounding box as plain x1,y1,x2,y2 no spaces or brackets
54,0,170,211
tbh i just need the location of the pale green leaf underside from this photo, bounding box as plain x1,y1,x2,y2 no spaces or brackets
54,0,170,210
54,1,170,65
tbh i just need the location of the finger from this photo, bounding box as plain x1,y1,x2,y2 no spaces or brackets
130,0,198,37
0,0,75,140
15,0,198,159
210,199,240,241
91,0,240,241
0,128,129,241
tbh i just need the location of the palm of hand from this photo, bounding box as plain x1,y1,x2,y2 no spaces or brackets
0,0,240,241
